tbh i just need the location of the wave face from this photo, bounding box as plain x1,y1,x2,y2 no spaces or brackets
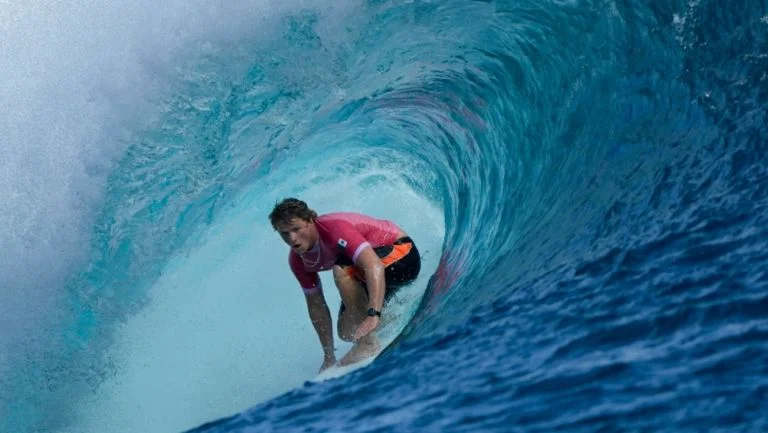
3,0,767,432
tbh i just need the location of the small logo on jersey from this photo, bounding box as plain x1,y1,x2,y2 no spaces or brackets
337,238,348,251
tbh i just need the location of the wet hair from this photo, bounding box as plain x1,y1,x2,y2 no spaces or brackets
269,198,318,229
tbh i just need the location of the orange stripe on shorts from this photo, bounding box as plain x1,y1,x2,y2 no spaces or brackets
345,242,413,281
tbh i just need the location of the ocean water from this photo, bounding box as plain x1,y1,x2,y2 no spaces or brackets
2,0,767,432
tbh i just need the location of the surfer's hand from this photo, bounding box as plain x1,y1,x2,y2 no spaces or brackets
354,316,380,340
320,355,336,373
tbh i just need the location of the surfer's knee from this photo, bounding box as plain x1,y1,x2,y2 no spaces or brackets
332,265,354,286
333,265,367,305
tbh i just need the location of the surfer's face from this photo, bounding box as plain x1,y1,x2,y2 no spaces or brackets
275,217,317,255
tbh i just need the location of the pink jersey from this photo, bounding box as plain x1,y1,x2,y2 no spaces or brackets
289,212,401,293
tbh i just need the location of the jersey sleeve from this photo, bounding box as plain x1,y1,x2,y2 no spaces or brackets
326,220,371,263
289,253,321,295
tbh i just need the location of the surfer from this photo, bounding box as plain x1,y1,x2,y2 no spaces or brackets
269,198,421,372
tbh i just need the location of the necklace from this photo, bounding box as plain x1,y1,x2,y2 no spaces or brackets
301,242,322,267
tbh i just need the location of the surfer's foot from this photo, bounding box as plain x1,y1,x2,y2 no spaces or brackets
339,336,381,366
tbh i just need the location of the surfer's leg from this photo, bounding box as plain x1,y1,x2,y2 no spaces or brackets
338,336,380,366
333,264,368,342
338,239,423,365
332,264,382,365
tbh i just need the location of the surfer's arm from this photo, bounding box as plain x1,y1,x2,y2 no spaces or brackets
304,290,335,360
355,247,386,312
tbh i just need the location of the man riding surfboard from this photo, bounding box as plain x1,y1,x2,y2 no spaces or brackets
269,198,421,371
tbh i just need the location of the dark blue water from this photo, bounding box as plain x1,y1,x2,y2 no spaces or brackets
3,0,767,432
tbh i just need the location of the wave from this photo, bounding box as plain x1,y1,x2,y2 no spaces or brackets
3,0,767,432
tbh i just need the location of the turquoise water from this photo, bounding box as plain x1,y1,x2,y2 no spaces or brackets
2,1,767,432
